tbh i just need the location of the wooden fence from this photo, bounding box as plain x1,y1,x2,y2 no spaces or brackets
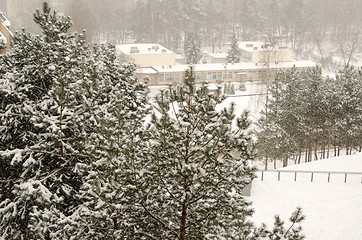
257,170,362,183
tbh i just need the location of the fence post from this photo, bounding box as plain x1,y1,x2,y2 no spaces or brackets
278,171,280,181
311,172,314,182
328,173,330,182
261,171,264,181
344,173,347,183
294,172,297,181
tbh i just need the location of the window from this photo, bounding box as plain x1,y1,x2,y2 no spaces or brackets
223,71,238,80
204,72,222,81
159,73,180,83
181,72,202,82
195,73,202,81
246,71,258,80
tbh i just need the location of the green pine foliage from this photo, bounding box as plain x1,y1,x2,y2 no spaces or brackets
257,65,362,167
226,31,241,64
0,39,5,51
184,32,202,64
134,67,256,239
0,3,88,238
1,3,308,239
0,3,148,239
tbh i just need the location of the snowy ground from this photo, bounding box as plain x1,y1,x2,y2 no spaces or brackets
247,153,362,240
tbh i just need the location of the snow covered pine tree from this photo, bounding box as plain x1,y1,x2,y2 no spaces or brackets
0,3,148,239
1,3,306,239
184,32,202,65
0,3,90,238
226,31,241,64
131,67,305,239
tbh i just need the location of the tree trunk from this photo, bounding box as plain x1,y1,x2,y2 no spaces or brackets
304,132,308,163
349,138,354,155
298,148,301,164
283,144,289,167
337,139,340,156
273,146,277,169
179,203,187,240
264,157,268,171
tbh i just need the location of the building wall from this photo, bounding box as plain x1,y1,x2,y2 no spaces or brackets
130,53,176,67
0,23,11,53
141,66,315,86
137,72,159,86
241,49,293,63
253,49,293,63
149,69,252,86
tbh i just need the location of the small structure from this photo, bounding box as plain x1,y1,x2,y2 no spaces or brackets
175,54,186,64
238,41,293,64
205,52,227,64
0,11,12,53
116,43,176,67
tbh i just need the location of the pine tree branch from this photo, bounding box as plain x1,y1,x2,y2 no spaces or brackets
171,101,180,124
138,231,158,240
140,201,180,240
201,135,220,168
156,165,180,203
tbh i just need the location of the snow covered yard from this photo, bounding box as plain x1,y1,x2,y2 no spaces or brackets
247,153,362,240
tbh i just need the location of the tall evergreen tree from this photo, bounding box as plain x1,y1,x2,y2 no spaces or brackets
129,67,304,239
0,3,89,238
0,3,148,238
184,32,202,64
40,46,150,239
226,31,241,63
334,65,362,154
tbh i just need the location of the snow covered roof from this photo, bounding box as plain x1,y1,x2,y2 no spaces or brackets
207,52,227,58
136,67,158,74
238,41,290,52
152,61,318,73
0,12,13,39
175,54,186,60
116,43,174,55
0,12,10,28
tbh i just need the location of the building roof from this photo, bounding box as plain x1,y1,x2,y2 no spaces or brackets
136,67,158,74
116,43,174,55
152,61,317,73
238,41,290,52
0,12,10,28
175,54,186,60
207,52,227,59
0,12,13,40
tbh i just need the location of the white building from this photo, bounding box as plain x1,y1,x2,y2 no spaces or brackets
116,43,176,67
238,41,293,63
